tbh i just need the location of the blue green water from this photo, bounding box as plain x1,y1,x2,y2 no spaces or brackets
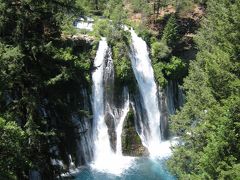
74,157,175,180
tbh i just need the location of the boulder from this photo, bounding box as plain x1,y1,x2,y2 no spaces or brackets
121,107,149,156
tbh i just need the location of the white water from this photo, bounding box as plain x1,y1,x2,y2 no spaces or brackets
90,31,177,176
91,38,134,175
129,29,162,157
116,87,130,155
92,37,113,163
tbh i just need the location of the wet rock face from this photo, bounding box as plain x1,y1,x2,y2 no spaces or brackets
121,108,149,156
105,113,117,152
159,90,169,140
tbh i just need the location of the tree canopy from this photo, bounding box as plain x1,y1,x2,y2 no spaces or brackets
168,0,240,179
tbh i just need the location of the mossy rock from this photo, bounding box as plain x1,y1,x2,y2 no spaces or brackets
121,107,149,156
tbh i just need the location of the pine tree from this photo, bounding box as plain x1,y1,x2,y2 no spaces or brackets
0,0,85,178
168,0,240,179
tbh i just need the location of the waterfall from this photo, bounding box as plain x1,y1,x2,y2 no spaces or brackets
165,81,185,115
70,88,94,165
92,38,114,162
129,29,162,156
116,87,129,155
91,38,133,175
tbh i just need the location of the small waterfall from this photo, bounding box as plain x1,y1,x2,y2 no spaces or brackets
103,47,117,152
68,154,75,169
131,92,150,148
165,81,185,115
116,87,129,155
91,38,133,175
70,88,94,166
80,88,94,163
129,29,162,156
92,38,114,162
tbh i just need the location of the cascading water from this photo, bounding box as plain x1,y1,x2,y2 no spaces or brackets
92,37,113,163
71,88,94,165
165,81,185,115
129,29,162,157
116,87,129,155
74,30,178,180
91,38,133,175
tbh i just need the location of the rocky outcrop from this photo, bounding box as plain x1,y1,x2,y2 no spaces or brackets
121,107,149,156
159,89,169,140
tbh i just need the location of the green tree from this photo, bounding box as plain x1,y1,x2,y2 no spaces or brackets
161,14,178,47
0,0,90,178
168,0,240,179
151,41,171,61
0,117,28,179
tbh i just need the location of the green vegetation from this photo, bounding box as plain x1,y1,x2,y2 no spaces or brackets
168,0,240,179
0,0,93,178
0,117,28,179
76,0,107,15
150,13,187,87
93,0,135,91
130,0,152,18
0,0,239,179
161,15,178,47
121,108,147,156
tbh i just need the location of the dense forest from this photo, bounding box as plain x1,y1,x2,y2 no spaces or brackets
0,0,239,179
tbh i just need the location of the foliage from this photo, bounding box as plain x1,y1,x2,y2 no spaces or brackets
61,16,79,36
152,56,185,86
0,43,24,90
93,19,114,39
161,14,179,47
174,0,195,15
104,0,127,25
168,0,240,179
130,0,152,17
76,0,107,14
151,41,171,61
93,0,134,88
164,56,186,78
0,0,93,178
0,117,28,179
113,41,133,85
1,0,238,179
150,12,187,87
153,62,168,87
